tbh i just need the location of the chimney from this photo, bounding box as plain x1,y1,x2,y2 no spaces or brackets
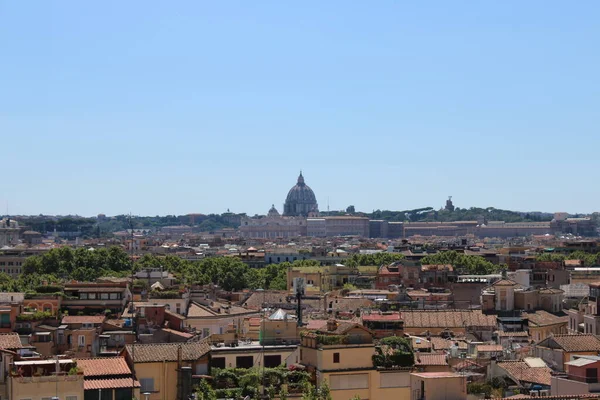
327,319,337,332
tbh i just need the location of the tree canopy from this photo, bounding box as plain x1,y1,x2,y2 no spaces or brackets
420,250,504,275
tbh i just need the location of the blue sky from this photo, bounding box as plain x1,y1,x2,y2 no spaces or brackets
1,1,599,216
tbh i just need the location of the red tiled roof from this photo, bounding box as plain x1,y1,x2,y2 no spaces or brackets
493,279,518,287
0,333,23,349
453,359,484,370
162,328,193,339
545,334,600,352
402,310,496,328
525,311,568,327
62,315,106,324
415,353,448,366
497,360,552,386
477,344,503,352
84,378,140,390
496,331,529,337
125,341,210,363
430,337,468,351
305,320,328,330
362,312,401,322
76,357,131,377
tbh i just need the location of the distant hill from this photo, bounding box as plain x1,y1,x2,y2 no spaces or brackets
365,207,555,223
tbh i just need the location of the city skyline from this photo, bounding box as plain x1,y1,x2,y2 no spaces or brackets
2,2,600,216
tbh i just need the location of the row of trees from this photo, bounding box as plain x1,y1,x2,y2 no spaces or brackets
420,250,505,275
344,253,405,267
19,246,292,292
16,246,505,294
367,207,553,223
536,250,600,266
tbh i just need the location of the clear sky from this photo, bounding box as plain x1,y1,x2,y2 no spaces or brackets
1,1,599,217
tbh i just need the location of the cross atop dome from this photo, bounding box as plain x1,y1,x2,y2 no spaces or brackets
297,170,305,185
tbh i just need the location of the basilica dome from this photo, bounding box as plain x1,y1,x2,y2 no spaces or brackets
283,172,318,217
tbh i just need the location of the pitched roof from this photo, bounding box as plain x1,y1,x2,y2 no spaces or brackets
453,359,484,370
84,378,140,390
316,322,369,336
538,288,564,295
0,333,22,349
124,341,210,363
412,337,432,350
75,357,131,377
525,311,568,327
477,344,504,352
362,312,401,322
496,331,529,338
402,310,496,328
545,334,600,352
62,315,106,325
493,279,518,287
415,353,448,366
430,337,468,351
497,360,552,386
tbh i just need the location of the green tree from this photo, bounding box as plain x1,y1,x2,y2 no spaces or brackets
196,379,217,400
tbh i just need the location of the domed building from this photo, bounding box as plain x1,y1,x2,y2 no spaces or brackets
283,172,318,217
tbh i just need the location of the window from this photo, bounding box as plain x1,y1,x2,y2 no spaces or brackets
88,293,96,300
0,314,10,328
236,356,254,368
264,355,282,368
42,397,53,400
78,335,85,347
100,293,109,300
212,357,226,369
333,353,340,363
176,303,181,314
140,378,155,392
80,293,88,300
202,328,210,338
109,293,119,300
66,397,78,400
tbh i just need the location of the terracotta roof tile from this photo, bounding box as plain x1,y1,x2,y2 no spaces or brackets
62,315,106,325
547,334,600,352
84,378,140,390
477,344,504,352
402,310,496,328
496,331,529,337
430,337,468,350
76,357,131,377
453,359,484,370
525,311,568,327
0,333,23,349
493,279,518,287
415,353,448,366
125,341,210,363
497,360,552,386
